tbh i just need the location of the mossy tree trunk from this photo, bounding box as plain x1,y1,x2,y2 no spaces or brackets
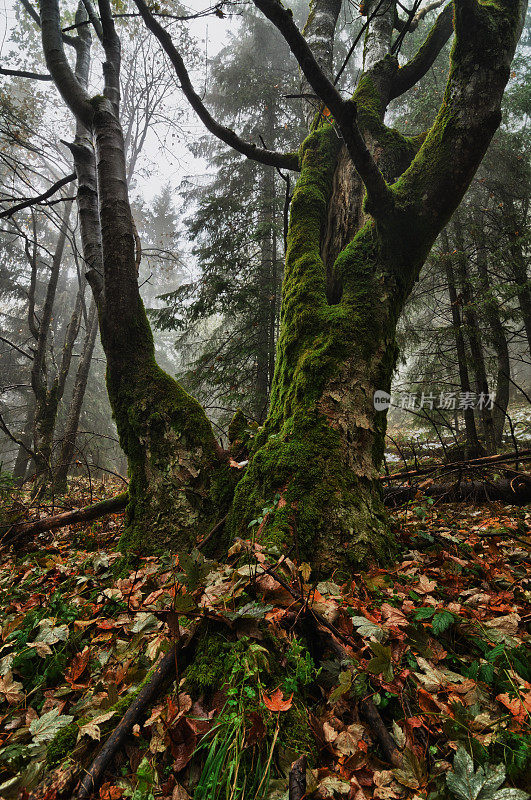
41,0,231,551
227,0,525,571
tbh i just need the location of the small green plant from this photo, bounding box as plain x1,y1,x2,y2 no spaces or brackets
193,639,276,800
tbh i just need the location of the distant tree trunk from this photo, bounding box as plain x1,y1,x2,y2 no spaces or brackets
474,214,510,447
506,200,531,352
30,199,77,490
52,301,99,493
255,165,275,422
440,229,482,456
452,213,497,454
12,394,36,483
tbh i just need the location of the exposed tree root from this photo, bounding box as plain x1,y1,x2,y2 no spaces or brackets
289,755,307,799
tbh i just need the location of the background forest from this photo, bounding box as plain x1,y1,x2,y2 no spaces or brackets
1,0,529,489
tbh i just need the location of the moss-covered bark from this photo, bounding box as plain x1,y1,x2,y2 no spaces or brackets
229,122,401,574
228,0,524,572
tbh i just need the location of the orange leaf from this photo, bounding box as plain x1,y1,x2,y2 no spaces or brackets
262,688,293,712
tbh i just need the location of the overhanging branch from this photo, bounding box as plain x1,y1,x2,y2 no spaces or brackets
132,0,299,172
0,172,77,218
390,2,453,98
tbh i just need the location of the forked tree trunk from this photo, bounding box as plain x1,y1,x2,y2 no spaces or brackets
40,0,525,571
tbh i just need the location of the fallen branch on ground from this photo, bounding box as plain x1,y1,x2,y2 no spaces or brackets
77,625,199,800
2,492,128,546
383,475,531,507
381,449,531,482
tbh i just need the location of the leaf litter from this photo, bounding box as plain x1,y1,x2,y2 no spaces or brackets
0,481,529,799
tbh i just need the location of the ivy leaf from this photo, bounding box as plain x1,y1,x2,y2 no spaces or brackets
446,746,529,800
367,641,394,681
29,708,74,744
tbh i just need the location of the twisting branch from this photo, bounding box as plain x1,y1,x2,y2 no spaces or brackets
390,2,453,98
0,173,76,218
132,0,299,172
252,0,392,208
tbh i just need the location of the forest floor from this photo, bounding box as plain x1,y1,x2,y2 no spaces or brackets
0,480,530,800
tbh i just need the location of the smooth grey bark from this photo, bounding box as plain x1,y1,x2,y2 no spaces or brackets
52,301,99,492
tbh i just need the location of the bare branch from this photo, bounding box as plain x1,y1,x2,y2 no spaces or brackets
0,336,33,360
390,2,453,98
252,0,392,207
132,0,299,172
0,172,76,218
0,67,53,80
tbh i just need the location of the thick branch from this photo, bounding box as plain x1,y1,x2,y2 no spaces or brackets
253,0,392,207
40,0,94,127
132,0,299,172
0,173,76,219
390,2,453,98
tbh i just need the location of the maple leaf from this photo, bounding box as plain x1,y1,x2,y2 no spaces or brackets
0,670,24,704
446,746,529,800
367,641,394,681
262,688,293,711
30,707,74,744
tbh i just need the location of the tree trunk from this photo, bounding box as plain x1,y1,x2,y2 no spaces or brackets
440,229,482,456
474,214,510,447
31,199,75,489
230,108,405,573
89,99,230,552
452,213,497,454
506,200,531,352
52,300,99,493
12,393,36,484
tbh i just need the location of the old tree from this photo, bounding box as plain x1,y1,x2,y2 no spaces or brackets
37,0,525,574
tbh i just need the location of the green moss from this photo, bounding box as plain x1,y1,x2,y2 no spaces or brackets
184,630,232,694
228,125,400,574
99,294,230,554
46,668,153,768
